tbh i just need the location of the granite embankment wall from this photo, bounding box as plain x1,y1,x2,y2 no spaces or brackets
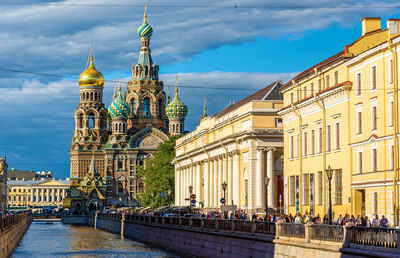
0,212,32,258
87,214,400,258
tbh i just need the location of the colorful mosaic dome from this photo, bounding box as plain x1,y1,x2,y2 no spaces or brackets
108,92,130,118
138,22,153,38
166,95,188,120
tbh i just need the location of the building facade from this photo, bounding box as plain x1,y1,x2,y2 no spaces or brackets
69,5,186,207
279,18,400,225
0,158,8,209
173,82,284,214
7,169,53,181
7,179,69,208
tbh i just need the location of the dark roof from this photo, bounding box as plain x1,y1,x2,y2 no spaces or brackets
215,81,283,118
280,51,344,91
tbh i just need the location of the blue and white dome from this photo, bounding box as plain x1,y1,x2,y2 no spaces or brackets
108,89,130,118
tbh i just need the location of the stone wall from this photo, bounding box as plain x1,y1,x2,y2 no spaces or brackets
0,213,32,258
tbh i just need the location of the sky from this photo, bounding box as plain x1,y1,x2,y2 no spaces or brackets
0,0,400,179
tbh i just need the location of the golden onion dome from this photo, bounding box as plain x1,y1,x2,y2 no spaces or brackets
79,57,104,87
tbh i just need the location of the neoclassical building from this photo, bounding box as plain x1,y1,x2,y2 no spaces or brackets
173,81,284,214
69,5,187,206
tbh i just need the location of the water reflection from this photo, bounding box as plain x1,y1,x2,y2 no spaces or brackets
12,221,177,258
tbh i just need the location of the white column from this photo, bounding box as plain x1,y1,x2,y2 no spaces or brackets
30,188,34,204
41,189,44,204
233,153,240,206
196,163,201,207
214,158,218,208
175,168,178,205
204,161,209,208
52,188,55,203
36,188,39,204
256,148,264,208
218,157,223,207
57,189,60,202
62,189,65,199
228,154,233,206
210,159,214,208
183,168,187,204
267,148,275,208
46,188,49,204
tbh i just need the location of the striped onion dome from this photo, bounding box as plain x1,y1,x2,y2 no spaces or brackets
108,89,130,118
138,22,153,38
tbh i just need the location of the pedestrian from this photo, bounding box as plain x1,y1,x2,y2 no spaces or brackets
337,214,343,225
380,215,388,227
372,215,380,227
294,213,302,224
365,216,371,227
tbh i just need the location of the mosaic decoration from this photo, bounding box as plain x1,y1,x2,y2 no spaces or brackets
138,22,153,38
165,95,188,120
108,95,130,118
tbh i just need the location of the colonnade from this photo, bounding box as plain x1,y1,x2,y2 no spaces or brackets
175,147,277,210
32,187,67,204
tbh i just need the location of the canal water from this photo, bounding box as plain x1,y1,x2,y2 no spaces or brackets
12,221,177,257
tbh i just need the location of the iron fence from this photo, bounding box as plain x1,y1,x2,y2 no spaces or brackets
235,220,253,232
255,222,276,235
351,226,398,248
311,224,344,242
280,223,305,238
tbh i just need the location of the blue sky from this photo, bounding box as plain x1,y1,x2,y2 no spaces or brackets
0,0,399,179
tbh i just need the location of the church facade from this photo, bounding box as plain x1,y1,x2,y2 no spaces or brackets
69,6,187,207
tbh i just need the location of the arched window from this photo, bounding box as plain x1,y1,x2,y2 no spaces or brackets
172,124,176,133
86,92,89,100
119,123,122,132
88,113,95,129
94,92,97,101
180,124,183,132
90,92,93,100
144,98,150,117
77,114,83,129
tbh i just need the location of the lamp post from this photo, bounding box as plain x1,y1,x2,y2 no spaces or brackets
221,181,227,205
188,185,193,214
167,189,172,206
264,177,270,219
326,165,334,224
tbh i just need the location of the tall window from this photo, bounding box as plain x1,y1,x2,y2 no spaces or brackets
303,86,307,98
357,111,362,134
372,148,377,172
371,66,377,90
335,122,340,150
372,105,377,131
157,100,163,117
389,59,393,84
88,114,95,129
290,93,294,104
334,169,342,205
303,131,308,156
289,176,295,206
389,99,394,127
296,134,299,158
356,73,361,96
311,130,315,155
311,83,314,95
318,127,323,153
303,174,310,205
326,75,330,88
373,192,378,215
358,151,363,173
131,99,136,115
326,125,331,152
334,71,339,85
317,172,323,205
390,145,394,170
290,135,294,159
144,97,150,117
318,79,322,92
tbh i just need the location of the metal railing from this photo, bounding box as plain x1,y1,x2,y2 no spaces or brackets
203,219,216,230
218,219,232,231
280,223,305,238
351,226,398,248
181,218,190,226
255,221,276,235
0,211,31,231
192,218,202,227
235,220,253,232
311,224,344,242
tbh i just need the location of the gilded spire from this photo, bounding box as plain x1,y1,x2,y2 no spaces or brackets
113,82,117,99
201,96,208,120
144,2,148,23
79,41,104,87
118,76,122,96
175,75,179,95
88,40,95,65
168,83,171,103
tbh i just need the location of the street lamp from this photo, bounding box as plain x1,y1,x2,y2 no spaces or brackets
264,177,270,219
188,185,193,213
326,165,334,224
221,181,227,205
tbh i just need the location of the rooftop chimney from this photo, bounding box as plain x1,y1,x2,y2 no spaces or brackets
387,19,400,35
362,17,381,36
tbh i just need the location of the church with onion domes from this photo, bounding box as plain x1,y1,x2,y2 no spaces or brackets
68,4,187,208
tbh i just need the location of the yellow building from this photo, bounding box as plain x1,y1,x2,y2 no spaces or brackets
7,179,69,208
173,81,284,214
279,17,400,226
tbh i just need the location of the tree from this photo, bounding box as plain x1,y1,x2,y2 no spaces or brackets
136,135,180,208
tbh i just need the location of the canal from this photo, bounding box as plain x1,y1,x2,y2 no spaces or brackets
12,221,177,257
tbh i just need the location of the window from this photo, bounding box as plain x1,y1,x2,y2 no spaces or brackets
389,97,393,127
318,127,323,153
290,93,294,104
88,114,95,129
290,135,294,159
371,66,377,90
334,71,339,85
311,130,315,155
303,86,307,98
372,148,377,172
157,100,163,117
358,151,363,173
303,174,310,205
131,99,136,115
326,75,330,88
311,83,314,96
357,111,362,134
334,169,342,205
390,145,394,170
326,125,331,152
275,118,283,127
144,97,150,117
389,59,393,84
356,73,361,96
297,91,299,102
335,122,340,150
289,176,295,206
317,172,323,205
318,79,322,92
303,131,308,156
296,134,299,158
372,105,377,131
